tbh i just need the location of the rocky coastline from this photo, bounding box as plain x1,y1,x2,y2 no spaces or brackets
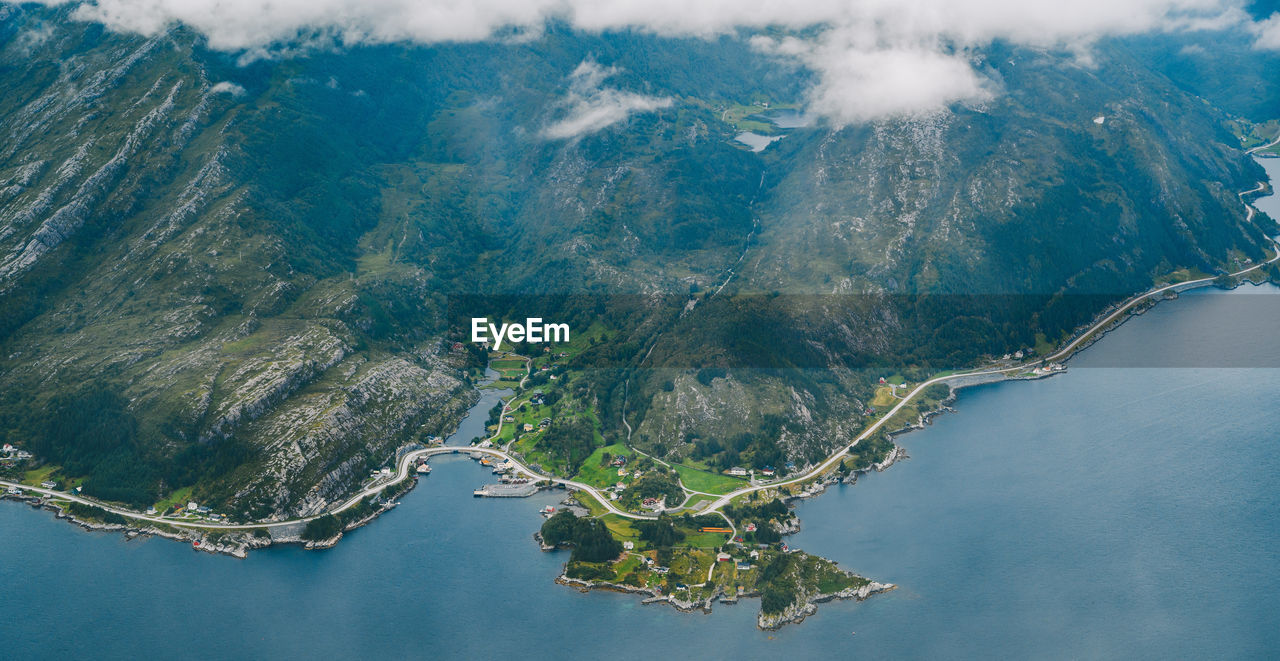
555,570,896,630
0,473,419,558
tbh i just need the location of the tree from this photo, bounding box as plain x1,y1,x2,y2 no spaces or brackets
637,514,684,548
540,510,577,546
301,514,341,541
539,511,623,562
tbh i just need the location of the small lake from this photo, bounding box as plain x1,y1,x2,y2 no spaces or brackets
3,286,1280,659
734,131,782,152
759,109,812,129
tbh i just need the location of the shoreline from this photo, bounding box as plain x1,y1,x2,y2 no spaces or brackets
554,570,896,630
2,244,1276,627
4,275,1273,562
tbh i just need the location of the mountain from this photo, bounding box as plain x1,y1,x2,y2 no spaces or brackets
0,3,1275,517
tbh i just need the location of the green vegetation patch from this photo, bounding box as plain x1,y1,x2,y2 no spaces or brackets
673,463,747,495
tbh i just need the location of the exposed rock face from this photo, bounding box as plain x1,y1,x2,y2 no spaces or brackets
229,350,474,518
757,581,896,630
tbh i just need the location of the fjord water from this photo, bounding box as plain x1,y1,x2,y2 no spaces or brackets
1256,156,1280,221
4,284,1280,659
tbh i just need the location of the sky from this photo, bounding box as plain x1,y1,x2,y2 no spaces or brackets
28,0,1280,132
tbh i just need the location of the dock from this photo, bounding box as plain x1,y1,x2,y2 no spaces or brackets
473,483,539,498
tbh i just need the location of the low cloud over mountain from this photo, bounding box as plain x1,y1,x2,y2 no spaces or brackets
30,0,1280,122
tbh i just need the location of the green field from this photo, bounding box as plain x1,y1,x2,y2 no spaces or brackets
153,486,194,513
717,101,797,133
681,494,714,510
22,465,59,487
600,514,643,544
573,443,633,489
673,463,747,495
869,386,897,408
1228,118,1280,154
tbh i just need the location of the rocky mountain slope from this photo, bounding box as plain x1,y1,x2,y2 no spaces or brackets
0,4,1275,516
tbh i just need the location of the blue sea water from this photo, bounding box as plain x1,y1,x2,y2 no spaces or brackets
1255,156,1280,222
3,284,1279,659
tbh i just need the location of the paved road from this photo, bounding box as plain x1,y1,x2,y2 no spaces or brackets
6,226,1276,532
1246,132,1280,155
700,235,1280,513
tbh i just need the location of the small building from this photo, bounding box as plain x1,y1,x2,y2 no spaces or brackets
760,467,776,477
146,506,157,515
726,466,748,476
618,468,628,477
623,541,635,550
41,481,57,489
878,376,887,384
523,423,534,432
745,523,758,533
1,443,13,453
188,501,199,511
716,552,732,562
736,562,752,571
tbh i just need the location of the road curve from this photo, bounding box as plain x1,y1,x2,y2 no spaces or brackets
1246,133,1280,155
699,235,1280,513
4,231,1276,532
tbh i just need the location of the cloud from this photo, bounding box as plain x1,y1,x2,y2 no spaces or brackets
29,0,1274,122
209,81,246,96
10,21,55,56
755,35,995,124
1255,13,1280,49
542,61,672,139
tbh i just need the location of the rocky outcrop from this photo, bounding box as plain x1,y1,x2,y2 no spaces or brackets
757,581,896,630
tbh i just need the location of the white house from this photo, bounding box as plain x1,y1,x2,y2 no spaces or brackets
726,467,747,476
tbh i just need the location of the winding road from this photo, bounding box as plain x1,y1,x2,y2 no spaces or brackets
3,203,1277,534
1246,131,1280,155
